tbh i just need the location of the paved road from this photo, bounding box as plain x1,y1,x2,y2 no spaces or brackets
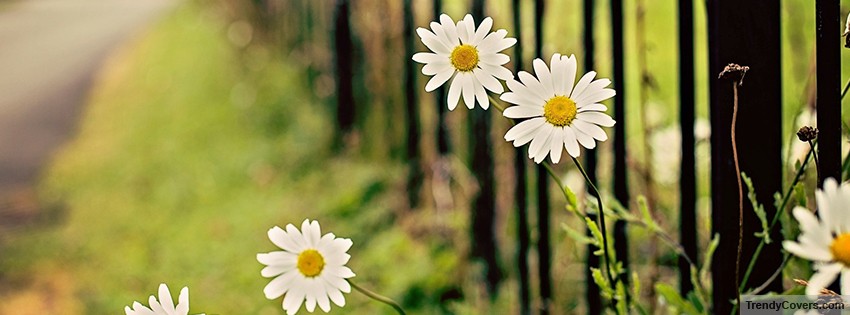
0,0,174,193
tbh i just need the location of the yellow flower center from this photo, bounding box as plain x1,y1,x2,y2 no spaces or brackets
297,249,325,277
831,234,850,266
543,96,578,127
450,44,479,72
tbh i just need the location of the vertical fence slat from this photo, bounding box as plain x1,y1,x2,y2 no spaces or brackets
677,0,697,296
403,0,422,209
707,0,783,312
583,0,602,313
511,0,531,313
609,0,630,288
433,0,450,156
816,2,841,184
333,0,355,148
533,0,552,313
815,0,841,292
469,0,502,298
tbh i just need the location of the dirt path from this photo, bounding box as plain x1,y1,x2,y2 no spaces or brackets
0,0,174,232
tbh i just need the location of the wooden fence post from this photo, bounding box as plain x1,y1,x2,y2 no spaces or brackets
678,0,697,296
333,0,355,147
707,0,783,312
609,0,630,290
533,0,553,313
403,0,422,209
511,0,531,313
583,0,602,313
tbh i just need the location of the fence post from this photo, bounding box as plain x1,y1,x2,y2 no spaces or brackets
677,0,697,296
333,0,355,148
402,0,422,209
469,0,502,298
707,0,783,312
609,0,630,290
815,0,841,292
583,0,602,313
533,0,553,313
511,0,531,313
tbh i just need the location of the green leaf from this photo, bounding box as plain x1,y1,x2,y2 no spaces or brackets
561,223,596,245
742,172,771,244
564,185,578,213
585,217,604,251
590,267,613,297
700,234,720,285
656,283,701,315
794,182,807,207
637,196,658,230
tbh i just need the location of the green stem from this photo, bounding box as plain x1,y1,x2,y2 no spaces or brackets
738,144,814,293
572,157,618,296
349,280,406,315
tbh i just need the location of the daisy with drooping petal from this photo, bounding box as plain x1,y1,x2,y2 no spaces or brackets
501,54,616,163
412,14,516,110
124,283,203,315
258,219,355,315
783,178,850,296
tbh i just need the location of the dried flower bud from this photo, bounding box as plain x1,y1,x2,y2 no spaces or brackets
718,63,750,86
797,126,818,142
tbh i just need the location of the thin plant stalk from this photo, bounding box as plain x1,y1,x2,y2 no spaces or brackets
572,157,618,295
731,82,744,308
349,280,406,315
738,144,814,292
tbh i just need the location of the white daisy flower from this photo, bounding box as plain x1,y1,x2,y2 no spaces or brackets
124,283,203,315
412,14,516,110
258,219,355,315
783,178,850,295
501,54,616,163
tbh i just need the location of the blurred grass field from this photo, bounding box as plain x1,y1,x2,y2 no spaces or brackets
0,0,847,314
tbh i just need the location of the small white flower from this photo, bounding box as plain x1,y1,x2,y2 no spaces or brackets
502,54,616,163
258,219,355,315
124,284,203,315
783,178,850,295
413,14,516,110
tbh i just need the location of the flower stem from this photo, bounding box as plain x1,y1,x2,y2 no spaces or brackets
572,157,617,294
348,280,406,315
731,82,744,308
810,140,820,181
738,143,814,293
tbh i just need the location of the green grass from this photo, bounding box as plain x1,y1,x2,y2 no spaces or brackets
0,3,467,314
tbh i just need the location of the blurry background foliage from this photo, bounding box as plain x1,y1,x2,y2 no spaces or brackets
0,0,848,314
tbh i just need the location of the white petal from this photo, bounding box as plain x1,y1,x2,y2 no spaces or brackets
480,63,513,80
416,28,451,55
429,22,455,49
157,284,175,313
505,117,545,141
461,15,475,44
570,71,597,99
446,74,462,111
257,251,297,267
304,281,317,312
462,73,476,109
578,103,608,112
479,53,510,66
783,240,832,262
457,21,470,44
269,226,299,253
149,296,165,314
518,71,549,99
549,127,565,163
562,55,578,95
573,128,596,149
264,271,297,299
478,29,513,52
572,119,609,141
528,124,554,163
316,285,331,312
439,14,460,47
806,263,843,296
175,287,189,315
575,88,616,106
471,17,493,45
533,58,554,96
563,127,581,158
422,61,451,76
550,54,567,95
503,105,543,119
422,68,455,92
577,112,616,127
792,207,833,247
473,68,503,93
534,129,554,164
474,76,489,110
325,280,346,307
285,224,308,251
412,52,444,64
283,286,307,315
